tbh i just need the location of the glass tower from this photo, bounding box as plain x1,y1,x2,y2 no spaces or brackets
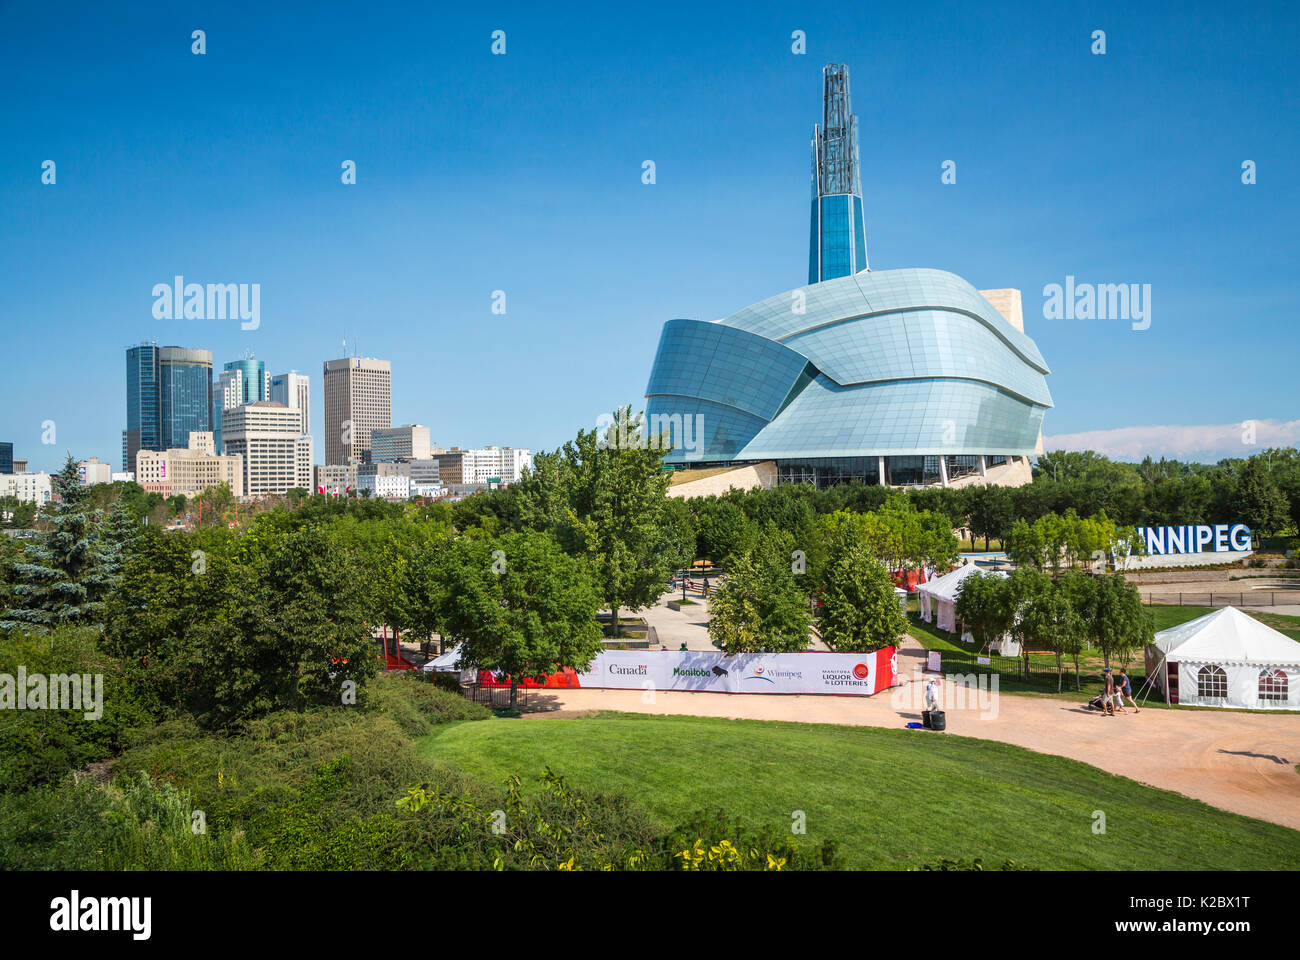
809,64,869,284
123,344,212,472
123,343,161,474
214,357,269,453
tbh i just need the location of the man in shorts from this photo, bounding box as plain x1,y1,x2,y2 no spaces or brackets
1118,668,1139,712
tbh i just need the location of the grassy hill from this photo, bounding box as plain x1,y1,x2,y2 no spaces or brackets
420,711,1300,870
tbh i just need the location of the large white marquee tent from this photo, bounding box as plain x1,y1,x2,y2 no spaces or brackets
1145,606,1300,710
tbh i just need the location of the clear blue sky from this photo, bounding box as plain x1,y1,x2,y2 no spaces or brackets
3,0,1297,473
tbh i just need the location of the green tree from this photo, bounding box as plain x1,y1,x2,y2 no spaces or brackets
1235,459,1290,545
1,457,118,633
953,571,1013,653
818,523,906,652
1089,573,1153,671
707,525,811,654
438,530,603,708
1015,583,1085,692
517,407,687,636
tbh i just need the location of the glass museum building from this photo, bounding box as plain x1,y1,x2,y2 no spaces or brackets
643,65,1052,489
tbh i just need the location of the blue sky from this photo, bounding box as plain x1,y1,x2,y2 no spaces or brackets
2,0,1297,473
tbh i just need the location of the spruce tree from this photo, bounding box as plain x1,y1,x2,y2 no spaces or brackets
1,456,115,633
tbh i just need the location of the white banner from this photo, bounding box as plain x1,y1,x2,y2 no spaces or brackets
574,648,896,696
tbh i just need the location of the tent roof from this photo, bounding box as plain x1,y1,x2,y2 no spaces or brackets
1151,606,1300,665
917,562,1005,603
422,643,465,671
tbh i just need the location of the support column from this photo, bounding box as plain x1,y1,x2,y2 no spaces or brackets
978,455,987,477
938,456,949,488
878,456,887,486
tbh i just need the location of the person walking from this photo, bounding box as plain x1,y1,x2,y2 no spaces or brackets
702,576,711,597
1101,669,1115,716
1119,668,1140,712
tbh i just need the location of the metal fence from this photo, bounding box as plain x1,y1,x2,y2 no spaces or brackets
1142,592,1284,608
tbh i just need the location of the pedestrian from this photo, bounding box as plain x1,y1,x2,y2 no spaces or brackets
1101,668,1115,716
924,677,941,713
1119,668,1139,712
703,576,711,597
679,642,688,651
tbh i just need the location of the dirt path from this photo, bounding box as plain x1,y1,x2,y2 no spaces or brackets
517,640,1300,832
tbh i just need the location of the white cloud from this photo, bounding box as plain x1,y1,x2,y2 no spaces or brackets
1042,419,1300,462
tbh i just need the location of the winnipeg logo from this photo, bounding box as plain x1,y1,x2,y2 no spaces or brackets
50,890,151,940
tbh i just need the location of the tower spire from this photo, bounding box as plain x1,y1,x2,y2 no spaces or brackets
809,64,868,284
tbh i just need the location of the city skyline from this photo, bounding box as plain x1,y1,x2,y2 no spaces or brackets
3,3,1298,473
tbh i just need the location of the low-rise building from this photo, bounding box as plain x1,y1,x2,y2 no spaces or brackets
315,463,358,494
77,458,113,486
135,431,244,498
431,446,531,486
0,472,53,505
357,473,410,500
371,424,431,462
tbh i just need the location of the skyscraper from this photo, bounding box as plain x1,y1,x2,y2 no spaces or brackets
322,357,391,465
213,357,270,453
123,343,161,473
808,64,869,284
124,343,213,472
0,442,12,475
158,347,214,451
270,371,311,437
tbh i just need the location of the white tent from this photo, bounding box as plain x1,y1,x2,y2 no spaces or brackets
421,643,475,682
917,562,1016,653
1145,606,1300,709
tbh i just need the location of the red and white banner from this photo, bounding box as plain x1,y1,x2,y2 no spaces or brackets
574,647,896,697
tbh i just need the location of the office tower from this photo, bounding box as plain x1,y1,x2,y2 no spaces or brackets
371,424,430,462
158,347,214,450
270,371,311,437
0,442,12,474
123,343,161,474
124,343,214,473
214,357,270,453
809,64,868,284
322,357,391,465
220,402,312,496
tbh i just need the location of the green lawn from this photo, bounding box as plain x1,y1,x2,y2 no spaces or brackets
419,712,1300,870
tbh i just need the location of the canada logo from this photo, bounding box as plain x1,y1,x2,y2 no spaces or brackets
852,663,870,680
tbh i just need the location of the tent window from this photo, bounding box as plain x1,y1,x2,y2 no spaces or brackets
1197,665,1227,700
1259,669,1289,702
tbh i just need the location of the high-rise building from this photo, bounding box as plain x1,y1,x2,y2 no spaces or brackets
220,401,312,497
123,343,213,472
158,347,214,451
0,442,12,475
214,357,270,453
371,424,430,462
322,357,391,465
808,64,869,284
270,371,311,437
